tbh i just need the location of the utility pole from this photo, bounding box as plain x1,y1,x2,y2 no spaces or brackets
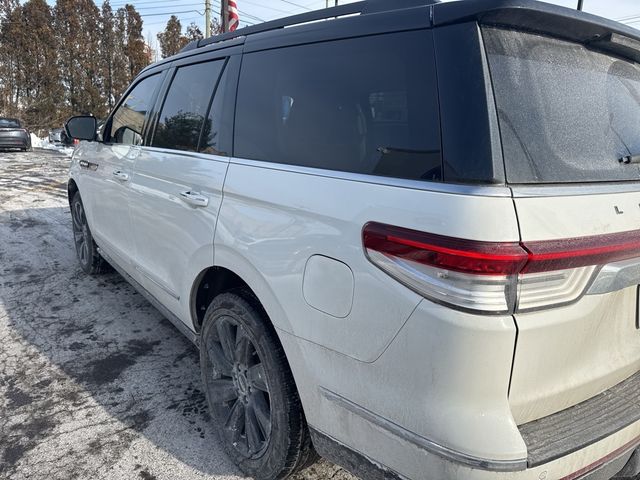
577,0,583,10
222,0,229,33
205,0,211,37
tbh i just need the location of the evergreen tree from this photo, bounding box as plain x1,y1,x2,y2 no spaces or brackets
54,0,104,119
122,4,148,81
0,0,149,130
157,15,188,59
0,0,23,117
100,0,117,109
186,22,203,42
20,0,61,129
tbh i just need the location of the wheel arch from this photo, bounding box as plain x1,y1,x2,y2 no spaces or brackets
190,245,294,335
190,266,253,332
67,178,79,207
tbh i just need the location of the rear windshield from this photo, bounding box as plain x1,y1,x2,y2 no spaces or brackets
484,27,640,184
0,118,20,128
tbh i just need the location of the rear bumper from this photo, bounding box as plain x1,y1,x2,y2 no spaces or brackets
282,297,640,480
520,370,640,468
0,136,29,149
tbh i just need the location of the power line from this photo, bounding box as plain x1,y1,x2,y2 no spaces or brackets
138,9,203,17
237,0,292,15
109,0,184,7
615,12,640,22
131,3,203,11
211,0,265,23
275,0,312,11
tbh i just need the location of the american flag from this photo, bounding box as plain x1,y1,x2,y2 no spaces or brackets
228,0,239,32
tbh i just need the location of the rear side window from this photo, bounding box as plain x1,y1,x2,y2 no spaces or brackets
110,74,161,145
485,28,640,184
235,30,442,181
0,118,20,128
152,60,225,152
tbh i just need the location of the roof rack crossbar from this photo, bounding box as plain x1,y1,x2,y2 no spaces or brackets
198,1,366,48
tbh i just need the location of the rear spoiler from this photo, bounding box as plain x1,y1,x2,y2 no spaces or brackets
433,0,640,63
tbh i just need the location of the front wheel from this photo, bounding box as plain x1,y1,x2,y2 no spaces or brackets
70,192,109,275
200,292,317,480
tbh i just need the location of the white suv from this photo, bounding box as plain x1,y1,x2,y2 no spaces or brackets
65,1,640,479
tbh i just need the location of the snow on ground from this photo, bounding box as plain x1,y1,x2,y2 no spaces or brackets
0,149,356,480
37,138,75,157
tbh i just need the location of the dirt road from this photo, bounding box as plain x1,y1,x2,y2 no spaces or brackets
0,149,354,480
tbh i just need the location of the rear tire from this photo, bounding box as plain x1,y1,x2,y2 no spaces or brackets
70,192,109,275
200,291,317,480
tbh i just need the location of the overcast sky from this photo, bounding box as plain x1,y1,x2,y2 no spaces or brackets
42,0,640,55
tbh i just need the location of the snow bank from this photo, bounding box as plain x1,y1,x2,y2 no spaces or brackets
39,138,74,157
30,133,43,148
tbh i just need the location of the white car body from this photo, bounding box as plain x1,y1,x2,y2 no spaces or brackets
67,1,640,479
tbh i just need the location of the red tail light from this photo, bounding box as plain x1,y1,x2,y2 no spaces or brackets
363,223,528,276
522,230,640,273
363,223,640,314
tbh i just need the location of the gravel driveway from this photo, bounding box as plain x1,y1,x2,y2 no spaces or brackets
0,149,355,480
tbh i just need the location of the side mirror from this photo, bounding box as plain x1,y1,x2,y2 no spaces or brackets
65,116,97,141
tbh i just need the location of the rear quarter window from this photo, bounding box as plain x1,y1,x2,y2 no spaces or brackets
234,30,442,182
0,118,21,128
484,27,640,184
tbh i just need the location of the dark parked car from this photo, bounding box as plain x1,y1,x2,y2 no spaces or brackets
0,117,31,151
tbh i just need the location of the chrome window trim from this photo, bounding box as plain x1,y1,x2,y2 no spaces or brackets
511,182,640,198
319,387,528,472
229,157,512,197
141,146,229,164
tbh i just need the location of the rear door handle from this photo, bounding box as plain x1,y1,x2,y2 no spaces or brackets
179,191,209,207
112,170,129,181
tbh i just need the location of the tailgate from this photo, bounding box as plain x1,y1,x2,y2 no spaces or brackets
482,26,640,424
510,189,640,424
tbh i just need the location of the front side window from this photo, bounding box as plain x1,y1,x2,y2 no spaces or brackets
234,30,442,181
152,60,225,152
110,74,161,145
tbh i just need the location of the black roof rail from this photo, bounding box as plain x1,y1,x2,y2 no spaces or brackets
191,0,438,50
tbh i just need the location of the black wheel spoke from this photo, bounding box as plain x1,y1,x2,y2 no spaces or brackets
208,379,238,404
249,392,271,438
216,320,237,363
245,403,262,454
234,328,253,365
73,202,84,229
225,399,245,443
203,301,276,460
247,363,268,392
206,342,233,376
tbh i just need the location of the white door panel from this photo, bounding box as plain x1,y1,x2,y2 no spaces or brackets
74,141,136,267
128,148,227,324
216,161,520,362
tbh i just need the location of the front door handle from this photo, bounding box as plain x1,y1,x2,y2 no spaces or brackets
112,170,129,181
179,191,209,207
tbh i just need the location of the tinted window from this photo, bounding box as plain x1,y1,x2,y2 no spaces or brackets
110,74,161,145
235,31,441,181
152,60,224,152
0,118,20,128
485,28,640,184
200,61,233,156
